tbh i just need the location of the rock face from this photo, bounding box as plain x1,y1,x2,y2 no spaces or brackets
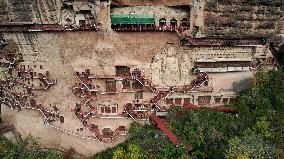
161,47,180,86
203,0,284,38
150,46,193,86
151,54,162,85
180,54,191,85
0,0,60,24
1,31,180,156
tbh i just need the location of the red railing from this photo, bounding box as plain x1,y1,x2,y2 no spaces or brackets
0,24,98,32
111,24,189,32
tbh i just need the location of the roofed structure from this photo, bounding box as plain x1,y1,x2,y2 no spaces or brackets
111,14,155,25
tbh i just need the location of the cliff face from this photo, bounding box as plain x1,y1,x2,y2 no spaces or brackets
0,0,60,24
0,0,283,38
203,0,284,38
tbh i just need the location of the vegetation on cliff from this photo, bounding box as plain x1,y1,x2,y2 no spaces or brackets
0,134,64,159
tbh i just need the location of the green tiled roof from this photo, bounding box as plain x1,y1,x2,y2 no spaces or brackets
111,14,155,25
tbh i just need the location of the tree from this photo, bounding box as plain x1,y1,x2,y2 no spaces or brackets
45,149,64,159
128,123,162,157
274,43,284,65
226,134,273,159
110,143,148,159
251,117,273,140
252,68,284,112
167,107,242,159
0,136,17,159
232,68,284,159
0,135,64,159
91,144,127,159
125,144,141,159
158,142,186,159
112,122,188,159
273,148,284,159
269,111,284,158
235,68,284,118
232,77,252,93
112,147,125,159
